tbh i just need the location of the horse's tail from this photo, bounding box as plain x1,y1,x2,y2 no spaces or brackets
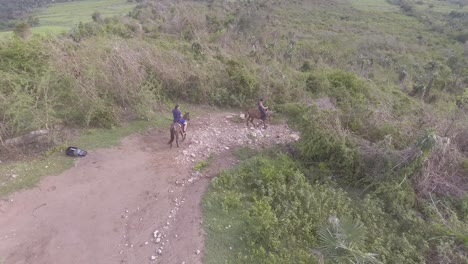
168,127,174,144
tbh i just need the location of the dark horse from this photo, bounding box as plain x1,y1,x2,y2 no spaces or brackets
168,112,190,148
245,109,271,129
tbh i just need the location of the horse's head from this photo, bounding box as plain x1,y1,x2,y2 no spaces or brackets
183,112,190,121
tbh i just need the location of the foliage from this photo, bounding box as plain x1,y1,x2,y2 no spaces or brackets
204,155,467,264
317,216,382,264
0,0,467,262
13,22,31,39
224,59,260,106
193,154,214,172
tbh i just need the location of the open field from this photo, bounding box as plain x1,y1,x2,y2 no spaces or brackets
0,0,136,37
349,0,468,13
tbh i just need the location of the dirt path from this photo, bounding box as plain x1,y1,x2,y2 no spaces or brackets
0,111,298,264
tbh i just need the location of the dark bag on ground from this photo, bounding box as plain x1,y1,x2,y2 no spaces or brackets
66,146,87,157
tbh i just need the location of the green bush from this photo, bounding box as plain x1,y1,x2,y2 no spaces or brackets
87,105,117,129
203,155,463,264
224,60,259,106
282,104,359,179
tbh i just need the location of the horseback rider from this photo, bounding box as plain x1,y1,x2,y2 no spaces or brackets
258,98,268,122
172,104,187,135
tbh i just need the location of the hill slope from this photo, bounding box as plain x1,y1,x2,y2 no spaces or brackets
0,0,467,263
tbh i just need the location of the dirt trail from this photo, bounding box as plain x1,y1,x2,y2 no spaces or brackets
0,111,298,264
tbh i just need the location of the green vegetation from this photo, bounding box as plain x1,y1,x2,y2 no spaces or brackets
0,0,467,262
193,154,215,172
204,155,467,263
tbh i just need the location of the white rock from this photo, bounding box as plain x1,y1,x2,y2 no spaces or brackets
156,238,161,243
224,146,229,150
196,250,201,255
290,134,300,141
191,153,196,158
153,230,160,238
151,256,157,260
145,241,149,245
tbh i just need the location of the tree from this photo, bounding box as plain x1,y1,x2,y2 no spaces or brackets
13,22,31,39
91,11,102,23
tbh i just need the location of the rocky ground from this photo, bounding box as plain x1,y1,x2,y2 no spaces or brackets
0,110,298,264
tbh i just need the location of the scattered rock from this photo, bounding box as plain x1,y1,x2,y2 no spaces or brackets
153,230,160,238
174,113,298,166
290,134,300,141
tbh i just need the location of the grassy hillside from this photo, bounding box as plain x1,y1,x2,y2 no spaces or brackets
0,0,467,263
0,0,136,36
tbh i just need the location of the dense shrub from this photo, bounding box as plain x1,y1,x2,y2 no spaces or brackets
223,59,260,106
204,155,467,263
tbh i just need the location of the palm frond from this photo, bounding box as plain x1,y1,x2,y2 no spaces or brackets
315,216,383,264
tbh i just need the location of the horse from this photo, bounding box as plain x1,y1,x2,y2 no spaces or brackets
245,108,272,129
168,112,190,148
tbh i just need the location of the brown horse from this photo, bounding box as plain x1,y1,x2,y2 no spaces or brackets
245,108,272,129
168,112,190,148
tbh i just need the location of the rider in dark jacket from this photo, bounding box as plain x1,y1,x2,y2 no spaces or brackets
172,104,187,134
258,98,268,121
